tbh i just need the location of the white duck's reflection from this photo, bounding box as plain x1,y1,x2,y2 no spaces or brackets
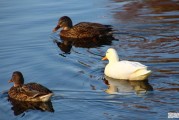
104,75,153,94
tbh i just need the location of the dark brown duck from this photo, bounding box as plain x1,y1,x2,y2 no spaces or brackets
53,16,113,39
8,71,53,102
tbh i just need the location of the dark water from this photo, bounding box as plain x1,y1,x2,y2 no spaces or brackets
0,0,179,119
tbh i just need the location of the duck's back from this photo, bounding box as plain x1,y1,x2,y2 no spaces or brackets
60,22,112,39
25,83,52,94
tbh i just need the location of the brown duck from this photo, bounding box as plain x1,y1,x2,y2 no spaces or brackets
8,71,53,102
53,16,113,39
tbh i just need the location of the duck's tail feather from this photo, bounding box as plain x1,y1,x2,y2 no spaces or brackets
39,93,53,102
130,68,152,80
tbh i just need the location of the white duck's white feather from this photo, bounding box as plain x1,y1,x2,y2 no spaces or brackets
103,48,151,80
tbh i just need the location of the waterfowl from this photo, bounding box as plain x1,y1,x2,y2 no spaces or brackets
102,48,151,80
8,71,53,102
53,16,113,39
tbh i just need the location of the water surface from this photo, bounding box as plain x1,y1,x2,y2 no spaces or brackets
0,0,179,119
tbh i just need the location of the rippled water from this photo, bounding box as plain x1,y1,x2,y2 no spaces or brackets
0,0,179,119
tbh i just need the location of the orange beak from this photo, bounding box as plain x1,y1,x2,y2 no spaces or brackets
102,56,108,60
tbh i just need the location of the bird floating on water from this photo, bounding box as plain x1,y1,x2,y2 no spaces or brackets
102,48,151,80
8,71,53,102
53,16,113,39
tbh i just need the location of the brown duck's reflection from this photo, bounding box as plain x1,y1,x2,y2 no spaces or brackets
104,75,153,94
8,97,54,116
54,35,114,53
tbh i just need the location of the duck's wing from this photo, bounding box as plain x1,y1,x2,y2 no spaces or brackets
8,83,52,101
25,83,52,93
72,22,112,38
80,22,112,31
120,61,147,70
119,61,151,80
18,83,51,98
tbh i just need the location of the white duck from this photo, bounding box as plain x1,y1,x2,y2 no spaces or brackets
102,48,151,80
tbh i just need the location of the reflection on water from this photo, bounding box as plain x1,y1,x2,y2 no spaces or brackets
1,0,179,119
53,39,72,54
113,0,179,24
53,36,114,53
104,75,153,94
8,97,54,116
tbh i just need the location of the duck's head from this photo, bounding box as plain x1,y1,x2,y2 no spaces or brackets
8,71,24,87
102,48,119,62
53,16,73,32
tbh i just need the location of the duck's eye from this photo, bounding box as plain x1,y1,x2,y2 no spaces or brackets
59,21,63,24
12,74,16,77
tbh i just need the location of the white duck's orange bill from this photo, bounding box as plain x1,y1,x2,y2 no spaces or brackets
102,56,108,60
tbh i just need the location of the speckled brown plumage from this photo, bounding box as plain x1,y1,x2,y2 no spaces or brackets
8,71,53,102
53,16,113,39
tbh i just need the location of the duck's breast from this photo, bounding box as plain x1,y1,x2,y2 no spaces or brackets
8,86,30,101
